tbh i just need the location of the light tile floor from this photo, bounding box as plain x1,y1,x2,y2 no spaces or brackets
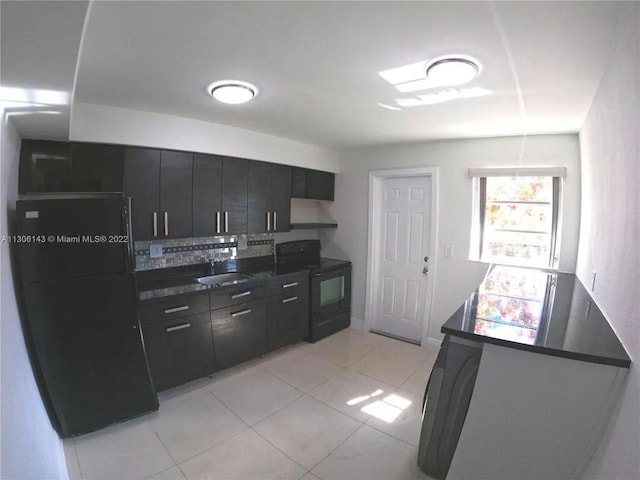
64,327,440,480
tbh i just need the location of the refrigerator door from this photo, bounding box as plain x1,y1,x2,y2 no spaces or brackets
24,273,158,437
16,197,135,284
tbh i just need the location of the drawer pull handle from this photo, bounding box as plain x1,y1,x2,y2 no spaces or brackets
166,323,191,332
231,291,251,299
282,296,298,304
231,309,252,317
282,282,298,289
164,305,190,314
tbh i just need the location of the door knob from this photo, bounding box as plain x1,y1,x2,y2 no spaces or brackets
423,266,429,275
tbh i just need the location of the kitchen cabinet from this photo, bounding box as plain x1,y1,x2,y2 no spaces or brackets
193,154,248,236
124,147,193,240
248,161,291,233
19,140,124,194
139,291,214,391
143,311,215,391
266,272,309,350
291,167,334,201
211,299,267,370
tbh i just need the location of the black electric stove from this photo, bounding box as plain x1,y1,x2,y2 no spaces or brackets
276,240,352,342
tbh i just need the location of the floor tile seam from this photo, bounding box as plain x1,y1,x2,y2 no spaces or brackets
149,427,181,470
303,346,371,368
262,363,344,394
302,390,371,424
207,389,254,428
249,425,312,474
208,366,305,399
143,463,181,480
403,351,438,379
306,421,368,473
343,366,407,390
173,426,250,468
363,420,421,450
296,348,353,370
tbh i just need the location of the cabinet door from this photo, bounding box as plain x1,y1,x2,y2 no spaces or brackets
70,143,124,193
290,167,306,199
270,164,291,232
193,154,223,237
248,161,272,234
211,299,266,370
221,157,248,234
142,312,215,391
124,147,161,241
160,151,193,239
266,287,309,351
306,170,335,200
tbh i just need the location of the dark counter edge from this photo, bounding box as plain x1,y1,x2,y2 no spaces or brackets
441,306,631,369
135,255,313,301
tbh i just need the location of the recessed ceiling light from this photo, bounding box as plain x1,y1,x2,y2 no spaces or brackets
208,80,257,104
425,58,479,87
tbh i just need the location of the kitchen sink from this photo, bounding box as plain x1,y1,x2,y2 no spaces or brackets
196,272,253,287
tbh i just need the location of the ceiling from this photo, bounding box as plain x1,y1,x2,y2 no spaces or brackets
2,1,623,148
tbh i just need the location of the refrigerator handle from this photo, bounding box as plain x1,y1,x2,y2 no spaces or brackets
123,199,136,272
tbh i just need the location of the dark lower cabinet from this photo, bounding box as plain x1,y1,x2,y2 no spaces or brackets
211,299,267,371
142,312,215,391
266,287,309,351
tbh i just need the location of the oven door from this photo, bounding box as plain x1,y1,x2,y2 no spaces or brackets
311,266,351,321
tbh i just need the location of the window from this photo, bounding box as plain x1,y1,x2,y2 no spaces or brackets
469,168,564,268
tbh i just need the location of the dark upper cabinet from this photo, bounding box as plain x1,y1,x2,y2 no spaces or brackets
19,140,124,194
221,157,248,235
291,167,334,201
248,161,291,233
159,151,193,239
124,147,193,240
194,154,248,236
124,147,161,241
192,154,223,237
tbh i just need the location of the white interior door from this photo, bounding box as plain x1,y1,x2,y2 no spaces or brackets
371,175,432,343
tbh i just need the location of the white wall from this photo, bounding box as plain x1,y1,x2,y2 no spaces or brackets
0,114,68,479
324,134,581,340
578,3,640,479
70,103,339,172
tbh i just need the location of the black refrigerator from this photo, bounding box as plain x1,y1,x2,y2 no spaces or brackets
15,197,158,438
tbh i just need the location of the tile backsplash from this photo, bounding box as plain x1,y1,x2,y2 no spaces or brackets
134,234,274,271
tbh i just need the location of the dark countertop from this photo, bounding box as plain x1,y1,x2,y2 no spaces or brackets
441,265,631,368
136,256,311,301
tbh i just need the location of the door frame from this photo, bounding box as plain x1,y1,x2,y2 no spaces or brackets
365,167,439,346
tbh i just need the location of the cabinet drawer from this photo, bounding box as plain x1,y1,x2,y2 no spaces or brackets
211,299,267,371
266,287,309,351
209,282,266,310
142,312,215,391
266,271,309,296
139,292,209,324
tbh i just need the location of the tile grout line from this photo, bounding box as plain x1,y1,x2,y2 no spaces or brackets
305,420,367,474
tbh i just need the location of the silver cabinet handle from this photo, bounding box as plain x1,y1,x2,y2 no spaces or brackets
282,296,298,304
266,211,271,231
231,309,251,317
224,211,229,232
164,211,169,237
273,211,277,231
216,211,221,234
231,291,251,299
164,305,190,314
166,323,190,332
282,282,298,289
153,212,158,237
